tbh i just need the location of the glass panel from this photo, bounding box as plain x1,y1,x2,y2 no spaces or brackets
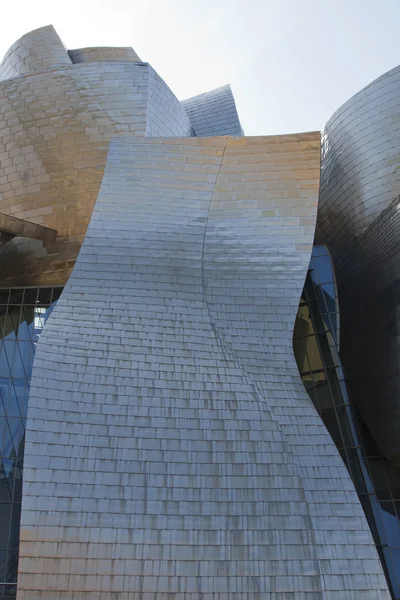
7,383,22,419
0,350,8,380
384,548,400,598
0,286,61,588
21,289,37,305
7,292,22,306
335,405,356,448
385,464,400,500
321,282,335,299
0,292,9,305
312,379,333,410
346,447,367,493
5,554,19,586
0,505,11,549
355,416,381,457
0,549,7,585
368,459,392,501
293,246,400,595
359,494,380,543
51,287,63,303
0,466,12,503
37,288,52,305
320,407,344,448
17,308,35,342
381,504,400,547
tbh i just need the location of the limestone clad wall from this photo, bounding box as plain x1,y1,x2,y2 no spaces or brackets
18,135,390,599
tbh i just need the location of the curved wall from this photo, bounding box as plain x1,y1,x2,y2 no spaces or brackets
17,135,390,599
316,65,400,464
182,84,243,136
317,64,400,252
68,46,141,64
336,195,400,464
0,30,192,287
0,25,71,81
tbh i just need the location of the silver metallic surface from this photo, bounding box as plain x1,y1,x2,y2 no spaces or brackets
334,195,400,464
0,25,71,81
0,25,192,286
182,84,243,136
316,65,400,464
17,135,390,599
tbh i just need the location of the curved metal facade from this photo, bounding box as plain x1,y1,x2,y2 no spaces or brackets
317,64,400,249
0,25,70,81
0,26,192,287
68,46,142,64
0,23,395,600
16,135,390,599
182,85,243,136
316,65,400,465
294,246,400,598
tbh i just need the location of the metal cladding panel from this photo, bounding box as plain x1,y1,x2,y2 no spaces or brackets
18,135,390,599
68,46,142,63
316,65,400,465
335,195,400,464
0,25,71,81
182,85,243,137
317,64,400,252
0,33,191,287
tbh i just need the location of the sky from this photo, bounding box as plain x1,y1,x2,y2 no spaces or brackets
1,0,399,135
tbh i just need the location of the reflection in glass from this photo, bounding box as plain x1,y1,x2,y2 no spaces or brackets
294,246,400,599
0,287,62,598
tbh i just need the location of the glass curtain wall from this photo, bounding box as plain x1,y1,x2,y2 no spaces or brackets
0,287,62,599
294,246,400,599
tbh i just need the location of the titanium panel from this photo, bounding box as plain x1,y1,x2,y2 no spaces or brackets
0,27,191,287
182,85,243,137
316,65,400,465
0,25,71,81
17,135,390,599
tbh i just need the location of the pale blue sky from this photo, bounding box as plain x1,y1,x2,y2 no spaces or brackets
1,0,399,135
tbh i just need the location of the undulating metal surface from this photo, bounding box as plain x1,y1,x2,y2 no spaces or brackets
316,64,400,466
182,85,244,136
17,135,390,599
0,25,192,287
317,64,400,249
294,245,400,599
0,25,71,81
337,195,400,465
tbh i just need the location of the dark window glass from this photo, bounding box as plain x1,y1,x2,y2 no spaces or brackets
320,407,344,448
0,287,60,589
7,292,22,307
21,289,37,305
51,287,63,302
346,447,367,493
37,288,52,305
0,292,9,305
293,245,400,596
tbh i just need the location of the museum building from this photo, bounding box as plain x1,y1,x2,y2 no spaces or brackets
0,24,399,600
